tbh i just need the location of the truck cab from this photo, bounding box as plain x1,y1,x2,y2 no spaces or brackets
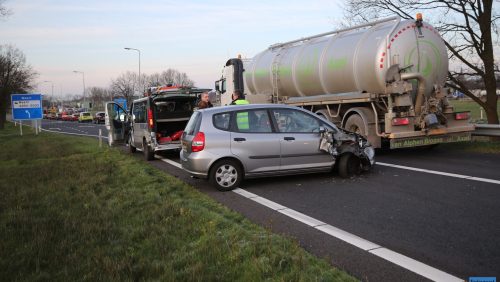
106,86,210,160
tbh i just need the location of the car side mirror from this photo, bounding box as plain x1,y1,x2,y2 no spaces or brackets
215,84,220,92
319,126,326,133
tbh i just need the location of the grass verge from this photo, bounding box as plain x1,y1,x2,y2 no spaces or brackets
0,122,355,281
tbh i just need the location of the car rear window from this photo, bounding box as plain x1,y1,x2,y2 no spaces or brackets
184,111,201,136
82,113,90,116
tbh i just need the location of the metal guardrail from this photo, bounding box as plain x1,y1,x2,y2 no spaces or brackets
473,124,500,137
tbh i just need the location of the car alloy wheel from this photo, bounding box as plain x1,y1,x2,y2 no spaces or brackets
210,160,242,191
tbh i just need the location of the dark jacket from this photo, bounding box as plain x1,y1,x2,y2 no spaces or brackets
197,100,213,109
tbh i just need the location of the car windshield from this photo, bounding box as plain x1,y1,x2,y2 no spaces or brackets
82,113,90,116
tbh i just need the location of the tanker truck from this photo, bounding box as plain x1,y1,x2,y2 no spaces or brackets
214,15,474,149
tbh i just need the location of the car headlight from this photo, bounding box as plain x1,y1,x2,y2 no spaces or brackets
363,146,375,165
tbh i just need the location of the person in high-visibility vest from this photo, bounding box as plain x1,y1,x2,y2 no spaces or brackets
230,90,250,130
230,90,249,105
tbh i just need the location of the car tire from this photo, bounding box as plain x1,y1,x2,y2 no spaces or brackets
143,139,154,161
128,135,136,153
209,159,242,191
338,153,361,178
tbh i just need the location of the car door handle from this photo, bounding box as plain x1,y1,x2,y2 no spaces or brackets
234,137,246,142
284,137,295,141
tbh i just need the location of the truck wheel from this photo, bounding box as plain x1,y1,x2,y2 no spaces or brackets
338,153,361,178
344,114,366,136
128,135,136,153
143,139,154,161
209,159,242,191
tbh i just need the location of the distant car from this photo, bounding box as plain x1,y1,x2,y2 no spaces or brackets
78,112,92,123
61,114,73,121
180,104,375,191
93,112,105,124
71,113,80,121
56,113,63,120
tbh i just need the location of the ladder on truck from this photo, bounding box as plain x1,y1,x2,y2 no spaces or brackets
271,51,282,103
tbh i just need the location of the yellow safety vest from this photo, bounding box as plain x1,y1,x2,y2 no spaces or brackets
236,112,249,130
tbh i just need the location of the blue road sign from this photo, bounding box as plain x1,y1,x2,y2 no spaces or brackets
11,94,43,120
113,97,127,111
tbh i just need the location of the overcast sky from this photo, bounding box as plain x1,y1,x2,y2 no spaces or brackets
1,0,345,97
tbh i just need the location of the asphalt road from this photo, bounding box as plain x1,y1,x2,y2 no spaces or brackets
40,119,500,281
41,119,107,137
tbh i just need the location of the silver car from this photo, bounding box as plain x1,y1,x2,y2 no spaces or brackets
180,104,375,191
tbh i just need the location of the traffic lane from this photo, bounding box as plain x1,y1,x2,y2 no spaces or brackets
376,146,500,181
145,154,430,282
41,119,107,136
158,150,499,277
241,166,500,278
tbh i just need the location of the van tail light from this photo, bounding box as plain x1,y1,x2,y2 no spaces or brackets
191,132,205,152
455,112,470,120
147,109,153,128
392,117,410,126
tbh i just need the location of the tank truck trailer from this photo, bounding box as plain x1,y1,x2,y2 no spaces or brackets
215,15,474,149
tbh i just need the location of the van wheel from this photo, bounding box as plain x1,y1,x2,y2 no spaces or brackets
128,135,136,153
143,139,154,161
338,153,361,178
210,160,242,191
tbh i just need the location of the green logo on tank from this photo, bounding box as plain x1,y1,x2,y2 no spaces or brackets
405,39,442,78
328,58,347,70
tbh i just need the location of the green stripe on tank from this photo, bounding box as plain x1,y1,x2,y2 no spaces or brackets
328,58,347,70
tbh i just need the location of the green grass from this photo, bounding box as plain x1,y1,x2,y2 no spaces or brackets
0,123,355,281
448,99,500,122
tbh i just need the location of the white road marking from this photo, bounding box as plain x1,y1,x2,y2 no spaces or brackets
369,248,462,282
158,156,182,168
40,128,108,139
278,208,325,227
157,157,464,281
48,128,61,131
316,224,381,251
377,161,500,185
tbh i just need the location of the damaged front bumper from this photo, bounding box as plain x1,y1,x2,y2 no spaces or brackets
319,129,375,170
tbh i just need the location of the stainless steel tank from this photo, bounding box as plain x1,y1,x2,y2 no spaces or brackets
243,17,448,98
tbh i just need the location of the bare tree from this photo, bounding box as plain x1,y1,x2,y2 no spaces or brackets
146,68,195,87
109,71,137,107
0,45,37,129
343,0,499,124
0,0,12,18
88,86,110,111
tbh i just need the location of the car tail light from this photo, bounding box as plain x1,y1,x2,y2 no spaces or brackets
392,117,410,126
147,109,153,128
455,112,470,120
191,132,205,152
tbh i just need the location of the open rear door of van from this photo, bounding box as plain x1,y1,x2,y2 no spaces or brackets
105,102,129,146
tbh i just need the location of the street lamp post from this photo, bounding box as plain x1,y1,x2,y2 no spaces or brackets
124,47,141,94
73,71,86,109
42,80,54,97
